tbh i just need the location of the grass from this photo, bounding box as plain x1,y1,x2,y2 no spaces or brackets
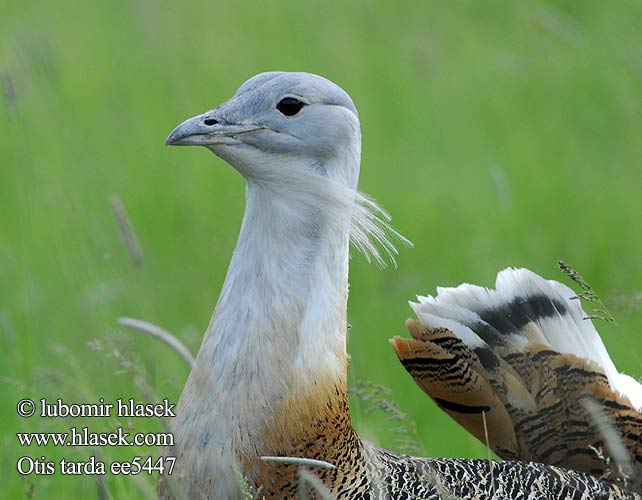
2,0,642,497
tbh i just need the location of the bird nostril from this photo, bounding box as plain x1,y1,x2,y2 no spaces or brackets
203,118,218,126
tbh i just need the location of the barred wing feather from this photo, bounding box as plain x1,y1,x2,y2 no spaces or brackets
391,267,642,491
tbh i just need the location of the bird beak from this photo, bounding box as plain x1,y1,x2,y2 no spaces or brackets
165,112,263,146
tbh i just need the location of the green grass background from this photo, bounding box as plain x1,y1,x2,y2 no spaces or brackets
2,0,642,498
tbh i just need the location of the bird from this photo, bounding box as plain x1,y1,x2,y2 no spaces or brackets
160,71,642,499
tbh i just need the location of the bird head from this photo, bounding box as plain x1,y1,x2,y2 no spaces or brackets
166,71,408,265
166,72,361,188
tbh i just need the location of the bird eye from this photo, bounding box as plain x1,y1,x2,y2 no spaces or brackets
276,97,305,116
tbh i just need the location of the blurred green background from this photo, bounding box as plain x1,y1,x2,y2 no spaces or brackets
2,0,642,498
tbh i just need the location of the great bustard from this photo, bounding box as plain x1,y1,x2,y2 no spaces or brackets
160,72,642,499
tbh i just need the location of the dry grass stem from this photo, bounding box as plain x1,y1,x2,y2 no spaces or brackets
581,397,633,481
260,456,336,469
118,316,195,368
110,194,144,267
297,469,335,500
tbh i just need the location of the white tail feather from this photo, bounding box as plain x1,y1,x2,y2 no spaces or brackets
413,267,642,410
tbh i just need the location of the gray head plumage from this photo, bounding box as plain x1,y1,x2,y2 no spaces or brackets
166,72,360,186
166,71,410,265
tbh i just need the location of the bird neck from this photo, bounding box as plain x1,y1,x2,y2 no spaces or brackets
181,166,359,464
209,179,352,389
